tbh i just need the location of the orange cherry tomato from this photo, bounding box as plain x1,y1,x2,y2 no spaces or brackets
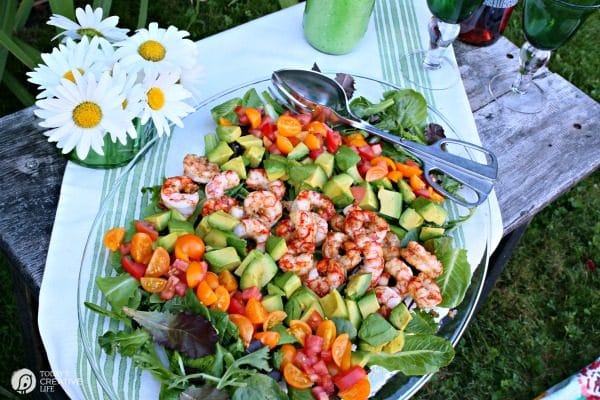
303,133,322,151
409,174,427,191
218,270,238,293
332,333,352,370
204,271,220,290
245,107,262,129
338,377,371,400
245,298,269,325
186,261,208,289
316,320,337,351
387,170,403,182
430,187,445,203
307,121,328,136
196,280,217,306
283,363,313,389
218,116,234,126
174,234,205,261
365,166,388,182
103,227,126,251
395,161,422,177
253,331,280,349
212,285,231,311
140,277,168,293
288,320,312,346
276,135,294,155
279,344,297,370
229,314,254,347
144,246,171,277
371,156,396,171
263,310,288,331
130,232,153,264
277,115,302,137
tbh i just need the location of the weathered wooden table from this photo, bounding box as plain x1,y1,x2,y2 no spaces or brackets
0,37,598,399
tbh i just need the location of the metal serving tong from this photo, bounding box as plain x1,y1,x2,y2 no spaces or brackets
270,68,498,208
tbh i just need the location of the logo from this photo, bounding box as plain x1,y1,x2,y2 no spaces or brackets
11,368,36,395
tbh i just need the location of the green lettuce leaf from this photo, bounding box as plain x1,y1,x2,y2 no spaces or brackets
95,273,141,312
431,238,472,308
232,374,286,400
98,328,150,356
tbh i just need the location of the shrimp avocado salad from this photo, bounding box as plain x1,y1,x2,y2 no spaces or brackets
89,76,475,400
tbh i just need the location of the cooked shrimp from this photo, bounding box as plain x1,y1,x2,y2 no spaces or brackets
229,205,244,219
359,241,384,287
400,241,443,278
375,286,402,309
243,190,283,226
183,154,219,184
292,190,336,221
233,218,270,251
160,176,200,218
376,271,391,286
322,232,362,272
407,273,442,309
205,170,240,199
382,231,402,262
329,214,346,232
344,209,389,247
278,253,314,276
313,213,328,246
384,258,414,297
201,195,239,216
245,169,286,200
342,204,361,215
304,259,346,297
289,210,317,244
274,216,316,255
275,218,294,242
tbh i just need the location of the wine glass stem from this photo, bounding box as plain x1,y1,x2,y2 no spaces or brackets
512,41,552,94
423,18,460,70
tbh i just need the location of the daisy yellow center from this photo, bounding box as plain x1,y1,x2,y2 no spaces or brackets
147,87,165,110
76,28,104,38
72,101,102,128
138,40,166,62
122,99,128,109
63,68,85,83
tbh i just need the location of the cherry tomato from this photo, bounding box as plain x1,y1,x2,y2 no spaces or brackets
288,320,312,346
227,297,246,315
212,285,231,312
218,270,238,293
276,135,294,154
103,227,126,251
325,130,342,153
196,280,217,306
409,174,427,191
338,377,370,400
365,165,388,182
121,256,146,280
307,121,328,136
130,232,153,264
334,366,368,392
245,107,262,129
332,333,351,371
204,271,220,290
186,261,208,289
277,115,302,137
279,344,297,371
174,234,205,261
245,298,269,324
144,246,171,277
303,133,322,151
229,314,254,347
134,220,159,241
140,277,168,293
253,331,280,349
305,310,324,331
316,320,337,351
263,310,288,331
357,144,382,161
283,363,313,389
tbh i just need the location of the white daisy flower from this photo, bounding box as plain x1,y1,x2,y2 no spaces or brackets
111,66,145,137
34,71,135,159
140,72,194,137
114,22,197,77
27,36,112,99
179,43,204,107
48,4,129,42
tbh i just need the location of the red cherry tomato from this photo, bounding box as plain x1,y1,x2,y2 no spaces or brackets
121,256,146,280
325,130,342,153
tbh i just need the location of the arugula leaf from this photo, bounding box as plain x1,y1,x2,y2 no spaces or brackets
180,385,229,400
123,307,218,358
96,274,141,312
98,328,150,356
158,384,182,400
231,374,286,400
133,343,184,386
84,302,131,326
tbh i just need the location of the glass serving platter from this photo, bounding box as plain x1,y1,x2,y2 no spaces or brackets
78,74,492,400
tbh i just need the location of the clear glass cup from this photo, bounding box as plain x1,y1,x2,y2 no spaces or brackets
489,0,600,114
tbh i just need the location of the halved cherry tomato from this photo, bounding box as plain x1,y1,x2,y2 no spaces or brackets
338,377,370,400
212,285,231,311
204,271,220,290
227,296,246,315
276,135,294,154
344,133,368,147
316,320,337,351
334,366,368,391
410,174,427,191
130,232,153,264
325,130,342,153
303,133,322,151
103,227,126,251
305,310,324,332
307,121,328,136
365,165,388,182
277,115,302,137
218,270,238,293
245,107,262,129
288,320,312,346
174,234,205,261
253,331,280,349
430,187,445,203
245,298,269,324
283,363,313,389
186,261,208,289
332,333,351,370
134,220,159,241
121,256,146,280
387,170,403,182
229,314,254,347
371,156,396,171
280,344,297,370
414,188,431,199
140,277,168,293
196,280,217,306
145,246,171,277
263,310,288,331
395,161,423,177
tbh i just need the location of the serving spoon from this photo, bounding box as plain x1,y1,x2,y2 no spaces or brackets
271,68,498,207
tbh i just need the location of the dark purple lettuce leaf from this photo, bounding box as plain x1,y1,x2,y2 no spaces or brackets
335,73,356,99
425,122,446,144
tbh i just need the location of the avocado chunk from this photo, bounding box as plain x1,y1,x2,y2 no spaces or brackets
371,177,393,190
267,283,286,296
266,235,287,261
345,299,362,330
357,291,380,319
170,209,188,222
194,216,211,238
412,197,448,226
204,229,228,248
168,219,194,234
206,210,240,231
345,273,372,301
243,146,265,168
204,247,241,273
314,152,335,177
273,271,302,298
206,141,234,165
323,173,355,207
382,331,405,354
289,164,327,190
156,232,180,253
319,289,348,319
261,294,284,312
419,226,445,241
204,133,219,154
356,182,378,211
144,210,171,231
285,287,321,323
264,158,288,181
234,249,262,276
389,225,407,240
398,179,416,204
398,208,424,231
236,135,263,149
239,252,278,289
288,142,310,160
334,145,361,171
300,302,325,322
388,303,412,331
303,165,328,190
378,188,403,219
216,125,242,143
358,313,400,347
220,156,247,179
345,165,364,183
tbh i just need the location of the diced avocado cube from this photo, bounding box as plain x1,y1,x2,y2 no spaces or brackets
266,235,288,261
345,299,362,330
289,164,318,185
355,182,378,211
358,313,400,347
300,157,313,165
323,173,355,207
206,141,234,165
144,210,171,231
319,289,348,319
168,219,194,234
287,142,310,160
195,216,211,238
357,291,380,319
156,232,180,253
382,331,405,354
221,156,247,179
389,225,407,240
267,283,286,296
204,133,219,154
412,197,448,226
300,302,325,322
285,287,320,323
378,188,403,219
419,226,445,241
240,253,278,289
204,247,241,273
169,209,188,222
204,229,228,248
314,151,335,178
206,210,240,231
346,165,364,183
399,208,424,231
234,249,262,277
345,273,372,301
398,179,416,204
334,145,361,171
243,146,265,168
273,271,302,298
262,294,284,312
236,135,263,149
388,303,412,331
224,233,247,258
304,165,328,190
216,125,242,143
264,158,288,181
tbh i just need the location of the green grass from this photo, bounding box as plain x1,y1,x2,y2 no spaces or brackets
1,1,599,398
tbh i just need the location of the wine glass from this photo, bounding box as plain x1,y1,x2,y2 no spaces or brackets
400,0,484,90
489,0,600,114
